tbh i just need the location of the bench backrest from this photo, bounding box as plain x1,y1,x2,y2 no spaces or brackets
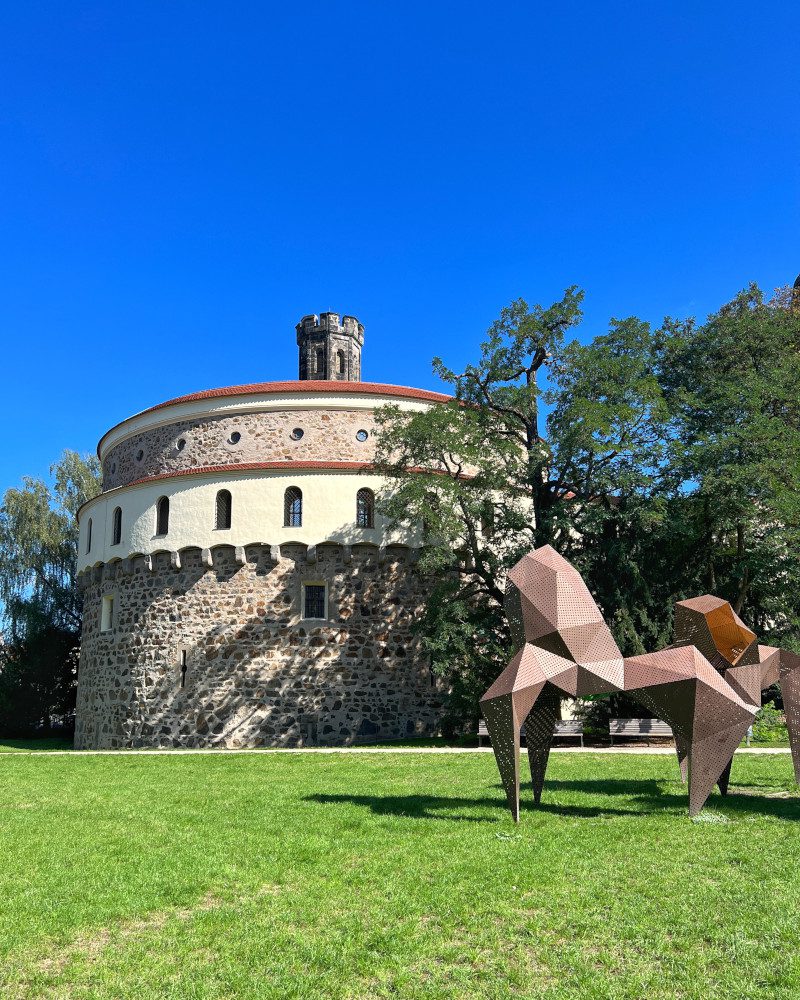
478,720,583,735
609,718,673,736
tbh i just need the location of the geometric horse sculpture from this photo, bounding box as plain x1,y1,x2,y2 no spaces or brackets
480,546,760,820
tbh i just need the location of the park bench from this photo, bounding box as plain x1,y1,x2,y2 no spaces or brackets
478,719,584,747
609,718,673,745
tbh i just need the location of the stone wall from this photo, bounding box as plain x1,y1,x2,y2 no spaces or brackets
75,543,443,749
102,408,379,489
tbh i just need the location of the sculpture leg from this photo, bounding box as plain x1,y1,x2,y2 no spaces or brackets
716,757,733,796
624,649,756,816
480,648,547,822
522,683,561,804
675,733,689,784
779,650,800,784
687,718,752,816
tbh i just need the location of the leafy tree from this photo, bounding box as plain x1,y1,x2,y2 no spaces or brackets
374,291,671,727
376,283,800,731
657,284,800,645
0,450,101,734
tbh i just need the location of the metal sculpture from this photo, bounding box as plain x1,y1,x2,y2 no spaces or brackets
480,546,765,820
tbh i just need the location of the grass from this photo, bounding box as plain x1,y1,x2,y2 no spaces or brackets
2,752,800,999
0,737,74,753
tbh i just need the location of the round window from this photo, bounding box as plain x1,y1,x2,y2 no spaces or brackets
177,438,186,452
356,429,369,442
229,431,241,445
290,428,304,440
136,449,144,462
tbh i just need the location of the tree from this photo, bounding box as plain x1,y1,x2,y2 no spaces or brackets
0,450,101,734
657,284,800,645
374,290,671,727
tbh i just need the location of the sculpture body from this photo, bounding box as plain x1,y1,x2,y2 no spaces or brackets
481,546,799,819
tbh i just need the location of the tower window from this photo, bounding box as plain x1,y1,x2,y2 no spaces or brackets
356,488,375,528
136,449,144,462
337,350,345,375
215,489,232,530
101,595,114,633
303,583,327,620
179,648,188,688
284,487,302,527
111,507,122,546
228,431,241,445
177,438,186,452
356,429,369,442
290,427,304,440
155,496,170,536
315,348,324,374
86,518,93,554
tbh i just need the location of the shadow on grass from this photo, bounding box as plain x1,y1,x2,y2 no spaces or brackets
0,737,73,753
306,777,800,823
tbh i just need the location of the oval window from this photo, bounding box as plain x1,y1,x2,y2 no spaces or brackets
136,449,144,462
356,429,369,442
290,428,304,440
177,438,186,452
229,431,241,445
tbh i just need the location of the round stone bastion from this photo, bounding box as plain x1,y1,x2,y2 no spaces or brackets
74,378,450,749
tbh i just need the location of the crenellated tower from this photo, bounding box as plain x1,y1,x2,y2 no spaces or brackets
296,312,364,381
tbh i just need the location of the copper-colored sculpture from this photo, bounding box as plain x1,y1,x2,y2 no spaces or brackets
480,546,778,820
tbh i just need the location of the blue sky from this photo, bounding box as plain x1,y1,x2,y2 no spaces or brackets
1,1,798,493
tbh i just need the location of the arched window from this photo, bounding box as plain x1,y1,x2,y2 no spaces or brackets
111,507,122,546
284,487,302,527
315,348,324,374
86,518,92,554
215,489,232,530
337,350,345,375
356,488,374,528
155,496,170,536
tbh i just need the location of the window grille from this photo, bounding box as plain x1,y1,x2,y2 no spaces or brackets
156,496,170,536
303,584,326,620
284,487,302,527
356,488,374,528
111,507,122,546
215,489,232,530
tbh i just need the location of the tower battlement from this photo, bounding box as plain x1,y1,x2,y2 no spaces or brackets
296,311,364,381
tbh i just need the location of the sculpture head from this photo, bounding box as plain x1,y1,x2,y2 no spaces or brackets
674,595,758,671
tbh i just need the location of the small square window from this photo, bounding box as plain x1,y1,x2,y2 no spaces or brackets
303,584,327,620
101,595,114,633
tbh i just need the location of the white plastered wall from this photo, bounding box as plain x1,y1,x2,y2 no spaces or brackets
77,470,419,571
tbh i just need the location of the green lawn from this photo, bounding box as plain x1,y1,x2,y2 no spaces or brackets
2,752,800,999
0,737,74,753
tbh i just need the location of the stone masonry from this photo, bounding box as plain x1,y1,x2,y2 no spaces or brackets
296,312,363,382
102,408,378,490
75,543,442,749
